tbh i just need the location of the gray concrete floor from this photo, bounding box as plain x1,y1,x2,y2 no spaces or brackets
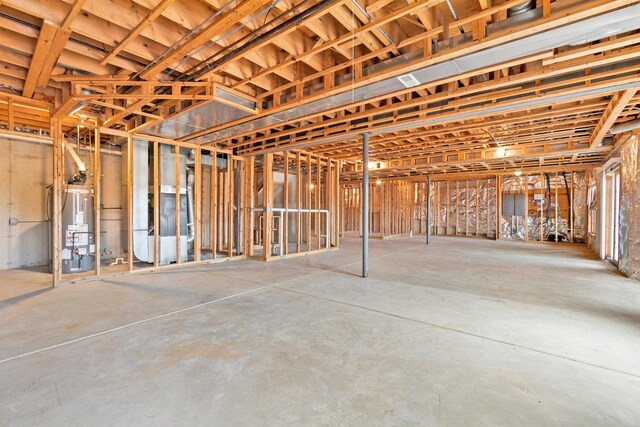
1,236,640,426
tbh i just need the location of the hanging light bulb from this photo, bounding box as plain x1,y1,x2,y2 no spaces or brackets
309,183,315,190
514,170,522,177
496,146,507,157
376,179,382,185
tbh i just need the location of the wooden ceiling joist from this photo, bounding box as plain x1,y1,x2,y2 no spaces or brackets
589,88,638,148
100,0,176,66
22,20,57,98
2,0,640,180
138,0,275,80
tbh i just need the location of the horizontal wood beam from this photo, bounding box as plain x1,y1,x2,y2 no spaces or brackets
589,88,638,147
23,20,57,98
101,0,176,66
139,0,274,80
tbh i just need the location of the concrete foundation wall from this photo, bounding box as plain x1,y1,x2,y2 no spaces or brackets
0,136,123,271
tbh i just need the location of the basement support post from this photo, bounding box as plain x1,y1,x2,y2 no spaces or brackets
52,118,62,286
362,133,369,278
426,175,431,245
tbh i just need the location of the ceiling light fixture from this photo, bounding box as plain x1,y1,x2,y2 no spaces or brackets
496,146,507,157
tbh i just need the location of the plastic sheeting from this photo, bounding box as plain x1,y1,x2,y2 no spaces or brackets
438,182,447,233
487,178,497,238
457,184,466,235
430,178,496,238
478,179,489,236
500,172,583,242
467,181,477,236
573,171,588,242
619,137,640,280
500,176,526,241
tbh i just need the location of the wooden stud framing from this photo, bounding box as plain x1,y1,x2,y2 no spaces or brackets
52,117,62,286
210,149,217,260
524,174,529,242
153,141,159,268
195,147,202,262
127,134,134,272
496,174,502,240
540,172,544,242
175,145,181,264
307,153,312,253
296,151,302,254
283,152,289,256
228,157,233,258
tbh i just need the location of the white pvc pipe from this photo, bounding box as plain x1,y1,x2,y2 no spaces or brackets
64,141,86,172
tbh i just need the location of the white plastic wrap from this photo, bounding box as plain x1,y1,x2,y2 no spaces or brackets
487,178,497,238
438,182,447,232
467,181,477,235
458,184,466,235
619,137,640,280
500,176,526,241
478,179,489,236
429,178,495,237
572,171,588,242
527,174,541,241
449,184,457,234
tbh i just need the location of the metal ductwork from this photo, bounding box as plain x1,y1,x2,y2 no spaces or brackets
610,118,640,135
184,0,640,145
142,86,256,140
508,0,536,17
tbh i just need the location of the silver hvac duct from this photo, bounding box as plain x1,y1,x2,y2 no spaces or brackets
507,0,536,17
237,80,640,155
610,118,640,135
195,0,640,144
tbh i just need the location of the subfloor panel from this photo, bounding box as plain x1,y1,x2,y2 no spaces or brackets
1,237,639,426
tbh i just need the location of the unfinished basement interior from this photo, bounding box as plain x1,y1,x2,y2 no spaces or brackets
2,0,640,424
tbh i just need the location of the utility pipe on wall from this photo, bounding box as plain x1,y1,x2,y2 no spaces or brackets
362,133,369,278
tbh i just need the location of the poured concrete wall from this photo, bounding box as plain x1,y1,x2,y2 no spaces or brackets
0,136,123,270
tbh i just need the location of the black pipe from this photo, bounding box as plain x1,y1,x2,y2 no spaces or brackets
561,172,572,230
186,0,339,82
179,0,317,79
545,173,552,222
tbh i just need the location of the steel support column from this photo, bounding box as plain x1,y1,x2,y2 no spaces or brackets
362,133,369,278
426,175,431,245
